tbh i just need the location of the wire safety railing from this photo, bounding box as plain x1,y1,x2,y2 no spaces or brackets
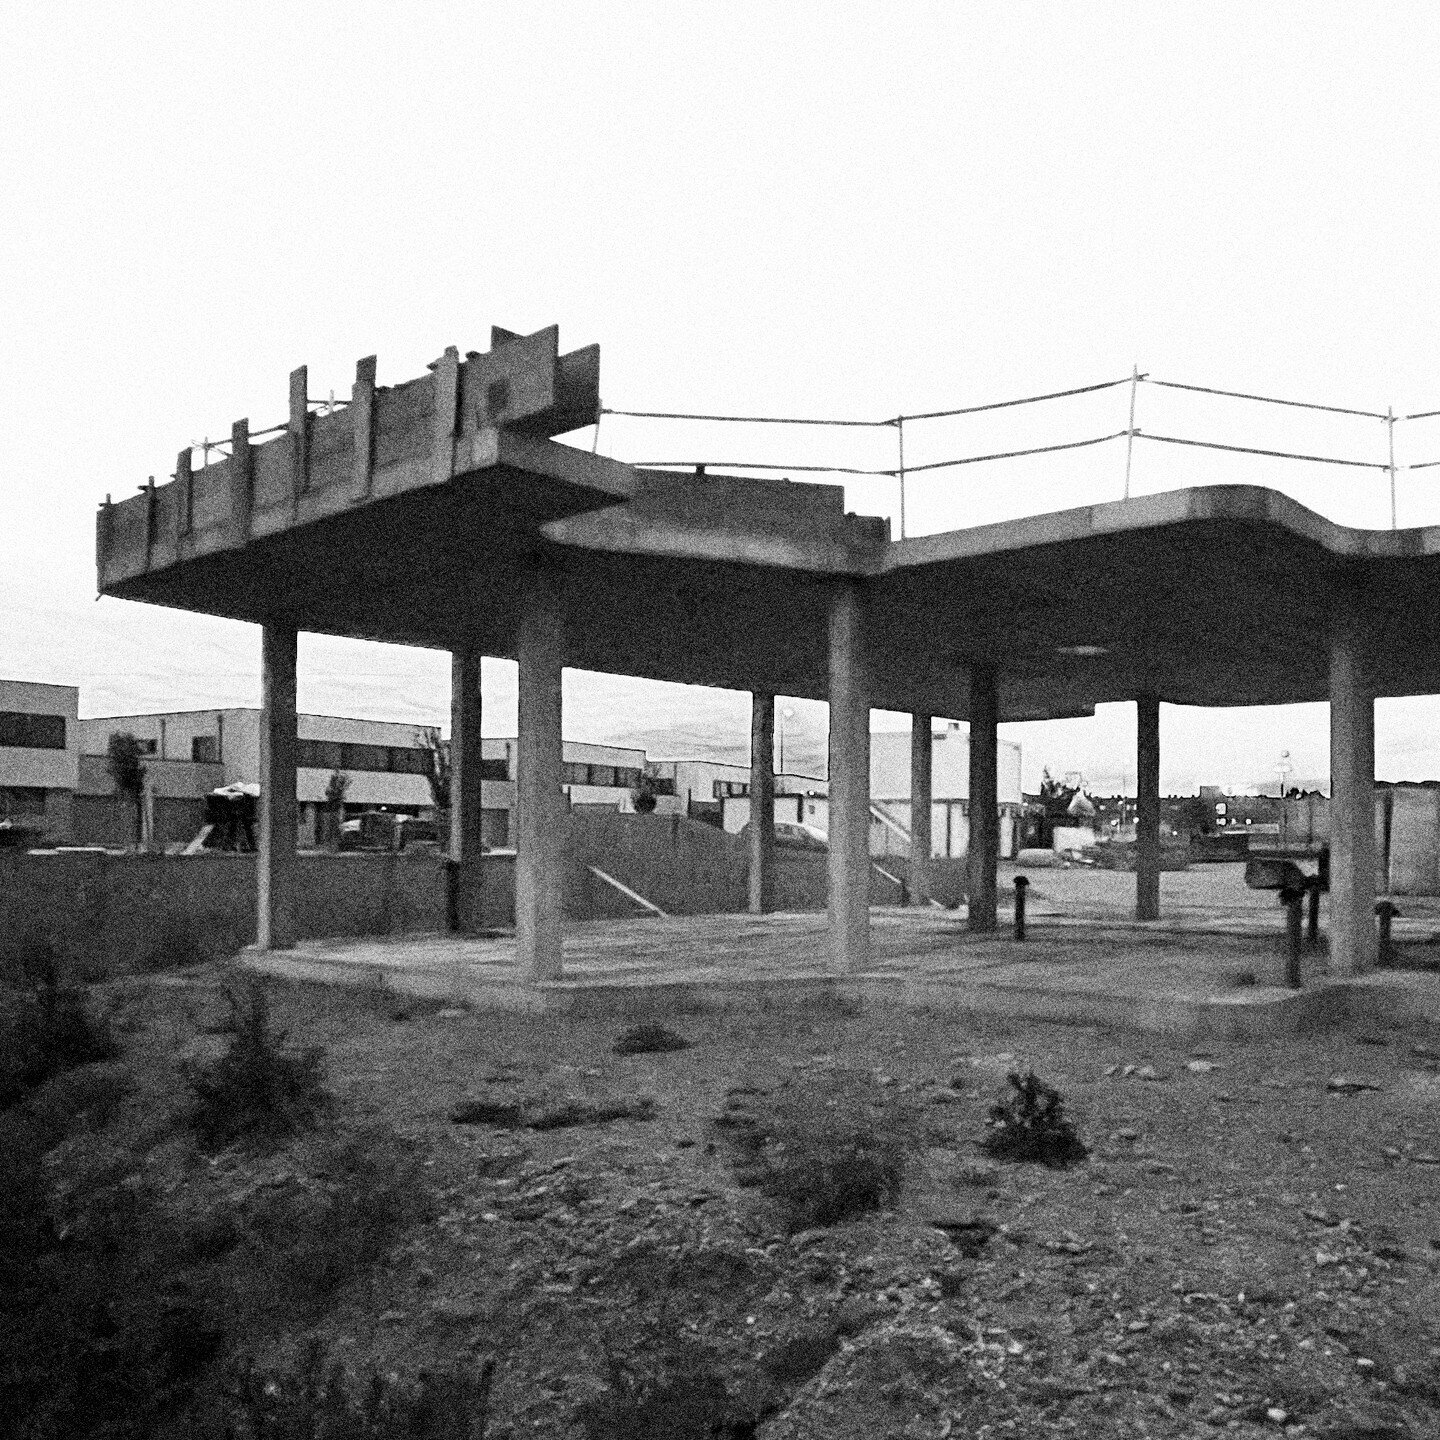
595,371,1440,536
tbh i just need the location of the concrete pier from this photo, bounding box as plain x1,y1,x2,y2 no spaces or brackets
516,564,566,980
909,714,933,906
1330,597,1378,975
827,582,871,972
1136,694,1161,921
258,622,298,950
448,643,484,932
967,668,998,931
748,692,775,914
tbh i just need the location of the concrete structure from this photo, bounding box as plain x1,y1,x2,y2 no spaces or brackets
0,680,79,843
869,723,1024,862
76,706,642,849
645,755,825,824
95,322,1437,981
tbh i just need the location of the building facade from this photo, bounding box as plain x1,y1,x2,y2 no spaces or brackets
868,723,1025,860
0,679,79,844
74,708,644,849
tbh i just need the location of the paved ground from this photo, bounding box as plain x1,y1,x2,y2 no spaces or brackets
242,863,1440,1036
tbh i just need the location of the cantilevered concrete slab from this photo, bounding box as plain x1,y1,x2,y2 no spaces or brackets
96,326,1440,981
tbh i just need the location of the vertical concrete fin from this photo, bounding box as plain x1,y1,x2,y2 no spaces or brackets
288,365,309,509
749,692,776,914
352,355,377,500
258,622,298,950
175,448,193,541
229,419,252,541
143,476,157,570
910,714,933,905
827,581,872,972
433,345,460,486
967,668,999,932
515,564,566,980
449,643,485,932
1330,593,1378,974
1135,693,1161,921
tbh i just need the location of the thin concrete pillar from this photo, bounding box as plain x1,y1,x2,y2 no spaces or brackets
748,692,776,914
1135,693,1161,921
827,582,871,971
909,714,933,905
967,668,999,931
448,642,484,932
516,565,566,980
257,622,298,950
1330,597,1378,975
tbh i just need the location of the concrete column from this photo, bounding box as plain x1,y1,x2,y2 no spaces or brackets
967,668,999,931
1135,693,1161,921
827,582,871,972
1330,598,1378,975
448,642,484,932
748,691,776,914
257,622,298,950
515,564,566,980
909,714,933,905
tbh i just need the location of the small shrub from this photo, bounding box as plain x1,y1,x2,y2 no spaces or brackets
0,950,120,1110
217,1338,495,1439
186,983,330,1150
248,1126,432,1299
980,1070,1088,1169
577,1335,743,1440
527,1095,656,1131
717,1076,909,1232
613,1023,691,1056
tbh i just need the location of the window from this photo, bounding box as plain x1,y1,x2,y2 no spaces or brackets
0,786,47,816
479,758,510,782
192,734,218,763
714,780,749,799
563,762,588,786
0,712,67,750
643,773,674,795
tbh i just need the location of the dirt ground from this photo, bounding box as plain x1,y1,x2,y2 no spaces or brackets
45,958,1440,1440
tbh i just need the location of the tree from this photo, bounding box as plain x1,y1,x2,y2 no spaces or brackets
415,726,451,812
106,732,148,846
324,769,350,848
631,771,660,814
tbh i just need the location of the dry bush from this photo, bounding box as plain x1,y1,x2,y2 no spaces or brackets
980,1070,1088,1169
186,983,330,1150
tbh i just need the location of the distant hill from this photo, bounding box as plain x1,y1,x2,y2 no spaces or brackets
602,713,830,780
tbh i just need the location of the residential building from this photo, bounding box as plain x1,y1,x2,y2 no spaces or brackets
74,708,644,848
645,756,827,828
868,723,1025,859
0,679,79,844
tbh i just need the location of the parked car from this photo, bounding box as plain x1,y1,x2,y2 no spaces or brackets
339,812,440,852
738,820,829,852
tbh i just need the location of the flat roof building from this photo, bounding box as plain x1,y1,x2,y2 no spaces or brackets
0,679,79,844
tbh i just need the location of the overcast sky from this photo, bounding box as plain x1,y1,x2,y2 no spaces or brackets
5,3,1440,794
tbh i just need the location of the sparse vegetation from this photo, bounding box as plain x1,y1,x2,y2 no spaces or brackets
980,1069,1088,1168
613,1022,691,1055
186,982,330,1150
0,948,120,1110
216,1340,495,1439
717,1074,909,1232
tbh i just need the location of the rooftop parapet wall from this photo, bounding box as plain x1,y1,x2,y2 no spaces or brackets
96,325,623,595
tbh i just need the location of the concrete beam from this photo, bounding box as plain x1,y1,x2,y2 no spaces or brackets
258,622,298,950
1330,596,1378,975
748,692,776,914
516,565,566,980
967,668,999,931
909,714,933,905
449,643,484,932
1136,694,1161,921
827,582,871,971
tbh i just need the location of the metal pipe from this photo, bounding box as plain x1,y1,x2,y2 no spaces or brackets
1013,875,1029,941
897,416,907,540
1123,364,1139,500
1388,406,1397,529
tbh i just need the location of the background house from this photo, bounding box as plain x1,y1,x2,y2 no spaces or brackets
0,679,79,845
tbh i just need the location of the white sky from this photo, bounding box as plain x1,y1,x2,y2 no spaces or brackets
4,2,1440,794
